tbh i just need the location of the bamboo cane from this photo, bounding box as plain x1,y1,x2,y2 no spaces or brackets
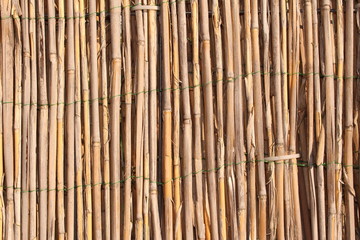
312,0,326,238
211,0,226,238
335,0,344,238
250,1,267,237
161,1,174,238
170,3,181,239
56,0,66,238
20,0,30,238
177,0,193,238
74,1,83,238
244,0,258,238
191,1,205,238
122,0,132,237
231,0,247,238
304,1,319,239
89,0,103,238
134,3,145,239
344,0,355,239
0,32,3,240
12,2,22,239
65,0,76,238
79,0,93,238
148,0,162,237
1,0,15,238
36,0,49,239
99,0,110,238
199,0,219,238
47,0,58,238
322,0,337,238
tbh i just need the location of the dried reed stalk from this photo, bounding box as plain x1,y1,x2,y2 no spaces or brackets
79,0,93,238
47,0,58,238
191,1,205,238
109,0,122,238
211,0,226,238
344,0,355,238
56,0,65,238
177,0,193,238
122,0,132,238
199,0,219,238
170,3,181,239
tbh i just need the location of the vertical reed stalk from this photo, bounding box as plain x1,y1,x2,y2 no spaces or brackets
305,1,318,238
191,1,205,238
344,0,355,238
134,3,145,239
47,0,58,238
161,1,174,238
74,1,83,238
37,0,49,239
322,0,337,238
56,0,66,238
170,3,181,239
99,0,110,239
89,0,102,238
177,0,193,238
20,0,31,238
1,0,15,238
199,0,219,238
79,0,93,238
232,0,247,238
122,0,132,237
211,0,226,238
148,0,162,237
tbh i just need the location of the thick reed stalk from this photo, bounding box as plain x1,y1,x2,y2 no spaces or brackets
344,0,355,239
56,0,66,238
13,3,22,240
222,0,239,238
148,0,162,237
37,0,49,239
29,0,39,238
305,1,318,238
1,0,15,238
199,0,219,238
177,1,193,238
211,0,226,238
191,1,205,238
89,0,102,238
74,0,83,238
79,0,92,238
99,1,110,239
134,3,145,239
109,0,121,238
161,1,174,238
244,0,257,238
170,3,181,239
20,0,30,238
65,1,76,238
250,1,267,238
122,0,132,238
47,0,58,238
231,0,247,238
313,0,326,238
322,0,337,238
271,1,285,239
335,0,344,238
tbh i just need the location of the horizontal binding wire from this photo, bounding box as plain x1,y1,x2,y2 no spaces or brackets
0,71,359,107
3,157,360,193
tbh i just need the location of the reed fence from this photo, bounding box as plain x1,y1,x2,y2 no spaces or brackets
0,0,360,239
